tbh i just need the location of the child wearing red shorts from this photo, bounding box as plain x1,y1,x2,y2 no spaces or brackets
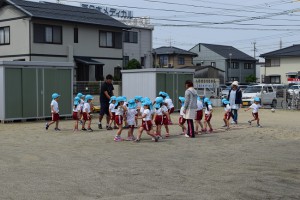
82,95,94,132
244,97,262,128
72,97,81,131
195,96,204,134
114,96,127,142
203,98,213,133
45,93,60,131
222,99,232,130
153,97,169,139
178,96,187,135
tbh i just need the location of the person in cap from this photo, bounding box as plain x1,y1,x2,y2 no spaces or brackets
195,96,204,134
222,99,232,130
159,92,174,124
153,97,169,139
82,95,94,132
134,96,143,127
107,96,117,130
183,80,198,138
227,81,242,124
203,97,214,133
135,101,159,142
98,74,114,129
178,96,187,135
244,97,262,128
126,99,138,141
73,97,81,131
45,93,61,131
114,96,127,142
77,93,85,124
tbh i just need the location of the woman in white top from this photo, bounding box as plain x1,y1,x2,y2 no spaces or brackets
227,81,242,124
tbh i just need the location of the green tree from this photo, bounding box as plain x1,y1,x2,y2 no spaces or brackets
126,59,141,69
245,74,257,83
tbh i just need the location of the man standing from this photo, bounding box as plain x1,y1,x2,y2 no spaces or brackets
98,74,114,129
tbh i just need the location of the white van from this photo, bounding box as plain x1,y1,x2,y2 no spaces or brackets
242,84,277,107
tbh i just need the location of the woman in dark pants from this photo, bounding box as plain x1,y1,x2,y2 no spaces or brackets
227,81,242,124
183,80,198,138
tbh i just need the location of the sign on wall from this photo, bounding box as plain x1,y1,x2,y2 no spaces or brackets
81,4,133,19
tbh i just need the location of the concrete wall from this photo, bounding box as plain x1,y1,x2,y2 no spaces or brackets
123,27,153,68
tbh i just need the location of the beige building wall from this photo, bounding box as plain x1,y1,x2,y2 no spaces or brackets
262,57,300,84
154,54,194,68
0,5,30,60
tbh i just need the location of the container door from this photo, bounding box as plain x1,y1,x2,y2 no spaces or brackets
37,69,44,117
22,68,37,118
5,68,22,119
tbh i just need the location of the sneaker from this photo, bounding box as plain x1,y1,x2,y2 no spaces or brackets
154,136,159,142
248,120,252,125
45,123,49,130
134,138,141,142
225,127,230,130
107,126,113,130
201,128,207,133
114,136,123,142
87,128,93,132
208,129,213,133
98,124,102,129
54,128,61,131
169,121,173,125
165,133,170,137
257,124,262,128
126,136,134,141
82,128,87,131
222,125,227,127
185,134,190,138
113,126,118,129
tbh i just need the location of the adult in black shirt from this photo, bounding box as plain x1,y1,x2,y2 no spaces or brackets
98,74,114,129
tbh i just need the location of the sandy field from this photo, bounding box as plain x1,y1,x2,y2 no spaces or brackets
0,108,299,200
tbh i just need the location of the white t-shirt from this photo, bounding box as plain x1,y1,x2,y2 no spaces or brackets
164,98,174,109
73,105,81,112
142,109,152,121
140,107,144,115
51,100,59,113
115,106,125,116
224,104,231,113
109,103,116,113
154,105,168,115
83,102,91,113
126,109,137,125
250,103,261,113
204,105,213,115
180,106,185,116
229,90,238,110
196,100,203,111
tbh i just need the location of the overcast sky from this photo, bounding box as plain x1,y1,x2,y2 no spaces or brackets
34,0,300,60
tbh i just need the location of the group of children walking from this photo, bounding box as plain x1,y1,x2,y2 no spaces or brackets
45,91,263,142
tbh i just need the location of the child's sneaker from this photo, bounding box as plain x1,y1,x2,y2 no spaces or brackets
201,128,207,133
54,128,61,131
114,136,123,142
82,128,87,131
185,133,190,138
126,136,135,141
45,123,49,130
107,126,113,130
248,120,252,125
98,123,102,129
257,124,262,128
113,126,118,129
154,136,159,142
134,138,141,142
87,128,93,132
222,125,227,127
208,129,213,133
165,133,170,137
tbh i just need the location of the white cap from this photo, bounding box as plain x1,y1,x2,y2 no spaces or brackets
231,81,239,86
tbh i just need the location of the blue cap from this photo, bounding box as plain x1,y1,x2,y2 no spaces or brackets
154,97,164,109
142,100,151,106
52,93,60,99
122,96,127,102
254,97,260,102
85,95,94,102
224,100,230,105
77,93,83,98
159,91,168,97
134,96,143,102
204,97,210,103
109,96,117,103
178,96,185,106
127,99,137,109
221,98,227,104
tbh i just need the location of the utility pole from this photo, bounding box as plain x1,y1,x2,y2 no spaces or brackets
280,38,282,49
253,42,256,59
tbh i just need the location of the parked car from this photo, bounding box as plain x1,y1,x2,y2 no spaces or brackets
272,84,289,98
287,85,300,95
220,86,231,98
239,85,249,92
242,84,277,107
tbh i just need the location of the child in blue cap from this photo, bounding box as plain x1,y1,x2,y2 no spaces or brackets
107,96,117,130
203,98,213,133
222,99,232,130
244,97,262,128
114,96,127,142
82,95,94,132
126,99,138,141
73,97,81,131
45,93,61,131
153,97,169,139
178,96,187,135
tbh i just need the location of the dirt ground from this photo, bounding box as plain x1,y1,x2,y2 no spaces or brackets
0,108,299,200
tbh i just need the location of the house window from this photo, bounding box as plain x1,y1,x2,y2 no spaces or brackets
270,76,280,84
34,24,62,44
229,77,239,81
0,26,10,45
244,63,253,69
265,58,280,67
178,57,185,65
159,55,168,66
124,31,138,43
123,56,129,68
211,62,216,67
99,31,122,48
231,62,239,69
74,28,78,43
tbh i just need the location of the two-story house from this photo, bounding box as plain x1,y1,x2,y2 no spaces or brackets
153,46,198,68
189,43,256,83
260,44,300,84
0,0,129,81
